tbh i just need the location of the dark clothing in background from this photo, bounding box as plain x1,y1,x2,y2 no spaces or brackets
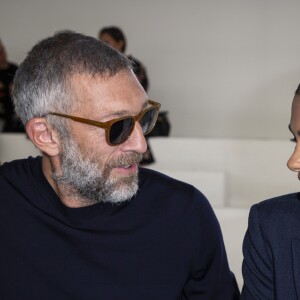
0,63,24,132
0,156,239,299
128,55,149,92
127,55,172,165
127,54,155,165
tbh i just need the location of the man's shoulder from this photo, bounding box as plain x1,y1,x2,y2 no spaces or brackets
139,167,198,193
249,192,300,234
138,167,212,211
138,167,220,237
1,157,28,170
255,192,300,215
0,157,41,181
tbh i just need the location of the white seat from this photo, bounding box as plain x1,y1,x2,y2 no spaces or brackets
0,133,40,163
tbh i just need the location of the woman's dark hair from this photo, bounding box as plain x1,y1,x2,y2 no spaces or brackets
99,26,126,53
295,84,300,96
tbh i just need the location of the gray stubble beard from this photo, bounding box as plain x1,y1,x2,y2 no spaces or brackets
52,137,142,206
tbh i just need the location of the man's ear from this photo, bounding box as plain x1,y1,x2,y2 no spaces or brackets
26,118,60,157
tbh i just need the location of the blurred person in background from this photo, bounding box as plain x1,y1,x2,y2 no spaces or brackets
99,26,171,165
99,26,149,92
0,39,24,132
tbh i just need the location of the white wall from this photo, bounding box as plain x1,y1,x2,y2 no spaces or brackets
148,137,300,207
1,0,300,140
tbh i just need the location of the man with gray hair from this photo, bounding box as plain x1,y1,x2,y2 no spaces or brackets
0,31,239,299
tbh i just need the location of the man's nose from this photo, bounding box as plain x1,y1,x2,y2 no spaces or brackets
121,121,148,153
287,144,300,172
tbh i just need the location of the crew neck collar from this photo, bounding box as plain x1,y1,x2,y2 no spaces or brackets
29,156,145,228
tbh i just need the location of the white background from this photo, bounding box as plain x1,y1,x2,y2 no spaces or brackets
1,0,300,139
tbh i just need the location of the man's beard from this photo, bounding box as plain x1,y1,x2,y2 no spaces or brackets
52,137,142,205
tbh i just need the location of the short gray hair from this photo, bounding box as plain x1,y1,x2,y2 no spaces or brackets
12,30,132,127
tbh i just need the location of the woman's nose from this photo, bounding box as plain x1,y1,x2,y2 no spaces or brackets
287,144,300,172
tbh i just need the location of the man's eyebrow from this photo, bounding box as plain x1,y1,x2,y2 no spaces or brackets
101,100,149,119
101,110,130,120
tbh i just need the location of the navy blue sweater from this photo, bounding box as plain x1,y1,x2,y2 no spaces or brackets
0,157,239,299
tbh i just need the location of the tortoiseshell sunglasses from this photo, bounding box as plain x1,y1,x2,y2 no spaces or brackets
49,100,161,146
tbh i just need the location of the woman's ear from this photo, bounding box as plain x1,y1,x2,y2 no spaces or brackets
26,118,60,157
117,40,125,53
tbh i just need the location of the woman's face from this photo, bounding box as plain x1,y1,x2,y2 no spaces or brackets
99,33,125,53
287,94,300,179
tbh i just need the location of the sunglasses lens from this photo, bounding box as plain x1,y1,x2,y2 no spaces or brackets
109,118,134,145
108,105,158,145
140,108,157,134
